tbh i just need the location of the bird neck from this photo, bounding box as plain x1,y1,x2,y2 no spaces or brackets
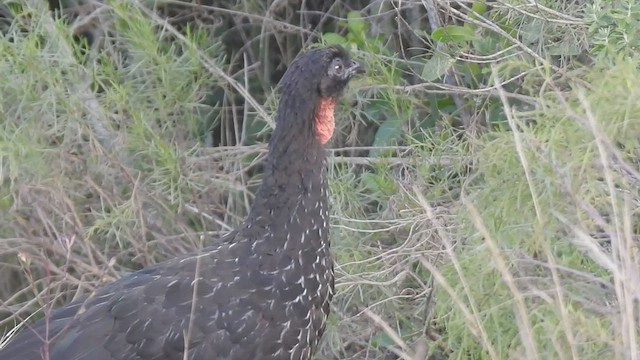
256,135,327,207
243,95,331,251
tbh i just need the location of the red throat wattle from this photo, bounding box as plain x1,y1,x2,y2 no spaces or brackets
315,97,336,144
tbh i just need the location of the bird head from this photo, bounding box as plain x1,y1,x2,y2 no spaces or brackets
280,45,364,98
277,45,364,145
317,46,365,98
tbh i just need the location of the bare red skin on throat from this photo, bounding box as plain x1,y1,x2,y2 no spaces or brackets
315,97,336,144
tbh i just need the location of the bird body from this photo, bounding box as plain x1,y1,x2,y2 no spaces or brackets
0,45,363,360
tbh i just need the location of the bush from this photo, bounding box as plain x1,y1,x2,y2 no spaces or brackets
1,1,638,359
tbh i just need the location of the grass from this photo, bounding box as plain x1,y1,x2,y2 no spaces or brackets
1,0,639,359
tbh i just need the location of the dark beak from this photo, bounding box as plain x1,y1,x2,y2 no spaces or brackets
346,59,365,77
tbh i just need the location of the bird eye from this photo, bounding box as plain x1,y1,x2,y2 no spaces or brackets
330,58,344,75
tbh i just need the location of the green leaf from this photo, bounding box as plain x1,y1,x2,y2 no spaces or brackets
470,1,487,20
370,332,396,348
360,172,381,193
371,116,404,156
0,195,12,210
421,52,454,81
347,11,366,35
547,41,582,56
432,25,478,43
322,32,347,45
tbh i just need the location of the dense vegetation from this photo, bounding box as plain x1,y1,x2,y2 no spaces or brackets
1,0,638,359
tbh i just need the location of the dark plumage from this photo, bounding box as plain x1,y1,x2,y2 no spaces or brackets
0,45,363,360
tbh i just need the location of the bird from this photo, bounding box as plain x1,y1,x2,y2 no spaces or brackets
0,45,364,360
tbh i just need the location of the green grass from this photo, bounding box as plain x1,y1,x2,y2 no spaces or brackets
1,0,639,359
